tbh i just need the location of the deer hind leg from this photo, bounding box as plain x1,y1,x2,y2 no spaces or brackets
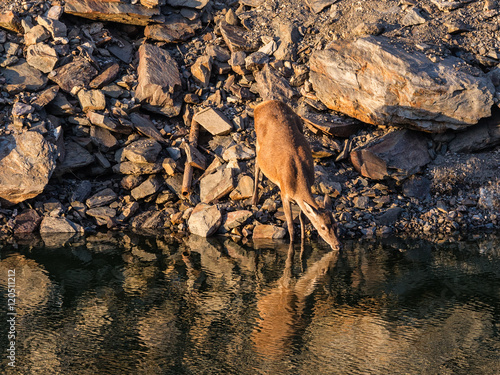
252,161,261,206
282,194,295,243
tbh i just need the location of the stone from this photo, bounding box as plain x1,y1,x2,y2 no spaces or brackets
350,129,432,181
129,113,166,144
187,203,222,237
141,0,166,8
0,11,21,33
24,25,50,46
229,51,248,75
431,0,472,11
219,210,253,233
274,22,300,61
64,0,161,26
86,188,117,209
206,45,231,62
191,55,213,88
145,14,198,43
87,206,117,226
375,207,403,226
12,102,34,117
478,184,500,210
200,167,235,203
2,59,48,93
14,209,43,234
297,105,363,138
47,5,64,19
401,8,427,26
130,210,167,229
87,112,130,133
229,176,254,200
108,35,134,64
402,176,432,200
31,86,60,109
222,144,255,161
193,108,233,135
448,113,500,153
117,201,140,221
113,161,164,175
353,196,371,209
310,36,495,132
253,224,287,239
254,64,297,104
0,132,57,205
39,216,83,233
70,180,93,203
78,89,106,112
37,15,67,39
26,43,58,74
47,92,76,115
135,44,183,117
220,21,260,53
90,126,119,151
123,139,162,163
166,0,210,9
305,0,338,14
48,57,98,93
162,158,178,175
131,175,163,200
245,52,270,71
89,63,120,89
54,141,95,177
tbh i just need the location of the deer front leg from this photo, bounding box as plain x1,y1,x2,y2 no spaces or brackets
282,194,295,243
299,210,305,244
252,161,261,206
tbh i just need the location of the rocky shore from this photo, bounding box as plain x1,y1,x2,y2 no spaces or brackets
1,0,499,246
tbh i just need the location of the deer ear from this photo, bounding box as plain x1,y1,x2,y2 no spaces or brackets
323,194,332,210
303,201,315,215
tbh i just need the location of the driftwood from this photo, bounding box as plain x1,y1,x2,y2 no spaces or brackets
181,112,200,197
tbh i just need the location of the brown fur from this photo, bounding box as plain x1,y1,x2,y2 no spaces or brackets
252,100,341,250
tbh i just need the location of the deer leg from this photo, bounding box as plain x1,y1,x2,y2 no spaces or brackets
299,210,306,258
282,195,295,243
252,161,261,206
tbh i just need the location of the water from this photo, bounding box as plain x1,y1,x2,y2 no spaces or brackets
0,233,499,374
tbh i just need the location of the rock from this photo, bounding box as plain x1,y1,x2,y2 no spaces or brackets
135,44,183,117
86,188,117,209
123,139,162,163
254,64,297,104
274,22,300,61
207,45,231,62
375,207,403,226
229,51,248,75
297,104,363,138
64,0,161,26
108,35,134,64
129,113,166,143
47,5,64,19
220,21,260,53
2,59,48,93
14,209,43,234
0,132,57,205
310,36,495,132
353,196,371,209
77,89,106,112
54,141,95,177
37,15,67,39
188,203,222,237
229,175,254,200
350,129,432,181
162,158,178,175
219,210,253,233
478,184,500,210
401,8,427,26
86,206,116,226
448,112,500,153
253,224,287,239
48,57,98,93
200,167,235,203
431,0,471,11
70,180,93,202
87,111,130,133
12,102,34,117
193,107,233,135
166,0,209,8
131,175,163,200
402,176,432,200
145,14,198,43
245,52,270,71
305,0,338,14
24,25,50,46
0,11,21,33
113,160,164,175
141,0,166,8
89,63,120,89
191,55,213,88
31,86,59,109
222,144,255,161
130,210,167,229
39,216,83,233
90,126,119,151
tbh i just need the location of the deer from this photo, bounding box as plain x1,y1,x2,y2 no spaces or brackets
252,100,341,251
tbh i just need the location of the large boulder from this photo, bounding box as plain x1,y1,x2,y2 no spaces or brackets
310,36,495,133
0,132,57,204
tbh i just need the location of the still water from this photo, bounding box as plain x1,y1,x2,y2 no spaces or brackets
0,233,499,374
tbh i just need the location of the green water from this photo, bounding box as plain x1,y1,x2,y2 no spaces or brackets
1,233,499,374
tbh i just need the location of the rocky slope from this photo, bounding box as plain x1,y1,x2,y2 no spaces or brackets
0,0,499,246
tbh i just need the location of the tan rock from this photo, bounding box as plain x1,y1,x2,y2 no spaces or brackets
191,55,213,88
78,89,106,112
48,57,98,93
253,224,287,239
187,203,222,237
0,11,21,33
193,107,233,135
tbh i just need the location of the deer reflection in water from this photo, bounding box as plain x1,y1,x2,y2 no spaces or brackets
252,242,340,359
